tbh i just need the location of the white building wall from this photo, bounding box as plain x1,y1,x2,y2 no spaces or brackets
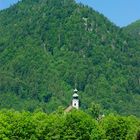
72,99,79,109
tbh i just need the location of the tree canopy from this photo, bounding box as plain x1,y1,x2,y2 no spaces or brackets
0,109,139,140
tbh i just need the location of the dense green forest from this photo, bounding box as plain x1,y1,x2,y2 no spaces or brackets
0,109,139,140
123,20,140,40
0,0,140,117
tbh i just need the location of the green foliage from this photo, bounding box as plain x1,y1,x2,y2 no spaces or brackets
0,0,140,116
101,114,140,140
123,20,140,40
0,109,139,140
86,102,102,119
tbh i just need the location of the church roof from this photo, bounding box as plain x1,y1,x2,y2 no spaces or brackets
74,88,78,92
64,105,73,112
73,93,78,97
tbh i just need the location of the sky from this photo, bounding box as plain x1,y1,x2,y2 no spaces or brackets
0,0,140,27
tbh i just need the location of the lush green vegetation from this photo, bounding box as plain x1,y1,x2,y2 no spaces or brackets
0,109,139,140
123,20,140,40
0,0,140,116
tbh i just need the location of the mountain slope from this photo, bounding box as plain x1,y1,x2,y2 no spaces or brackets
0,0,140,116
123,20,140,40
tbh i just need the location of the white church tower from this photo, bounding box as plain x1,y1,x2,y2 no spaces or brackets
72,88,79,109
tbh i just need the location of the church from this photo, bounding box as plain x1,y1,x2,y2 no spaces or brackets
65,88,79,112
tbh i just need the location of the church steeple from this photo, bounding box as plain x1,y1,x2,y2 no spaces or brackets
72,88,79,109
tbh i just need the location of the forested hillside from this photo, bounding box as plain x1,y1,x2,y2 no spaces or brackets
123,20,140,40
0,0,140,116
